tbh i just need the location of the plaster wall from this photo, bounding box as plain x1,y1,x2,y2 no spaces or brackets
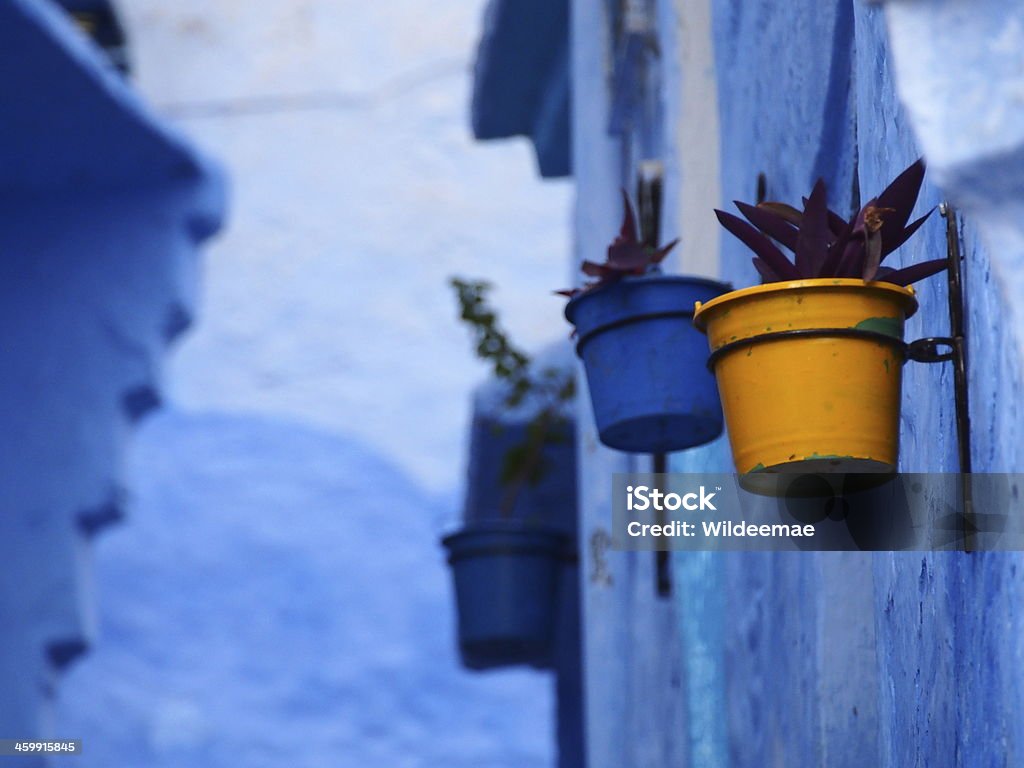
575,0,1024,765
0,0,224,755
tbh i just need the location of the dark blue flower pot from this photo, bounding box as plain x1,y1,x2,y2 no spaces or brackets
441,525,568,670
565,275,730,453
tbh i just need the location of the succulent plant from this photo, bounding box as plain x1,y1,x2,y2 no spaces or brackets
715,159,946,287
558,191,679,298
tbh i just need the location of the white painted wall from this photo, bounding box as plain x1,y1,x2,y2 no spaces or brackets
55,1,572,765
127,0,572,497
668,0,720,279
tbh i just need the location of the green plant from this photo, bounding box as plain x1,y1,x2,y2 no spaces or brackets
451,277,575,517
715,159,947,286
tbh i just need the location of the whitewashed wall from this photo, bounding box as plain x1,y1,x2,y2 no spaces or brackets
55,2,572,767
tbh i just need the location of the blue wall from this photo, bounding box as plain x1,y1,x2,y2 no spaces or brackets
0,0,224,756
564,0,1024,766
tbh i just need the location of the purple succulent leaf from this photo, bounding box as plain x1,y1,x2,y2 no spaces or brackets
834,198,878,277
875,158,925,230
800,197,845,242
616,189,639,244
881,207,935,258
607,242,655,271
560,192,683,296
794,179,830,278
848,198,875,236
835,235,867,278
757,201,804,226
875,258,948,287
713,162,934,287
650,238,680,264
862,228,884,280
716,209,800,279
818,224,852,277
752,257,781,283
876,259,946,286
581,260,614,278
875,159,926,250
735,201,798,251
826,208,848,238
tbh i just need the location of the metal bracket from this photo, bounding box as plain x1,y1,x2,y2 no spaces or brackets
906,337,956,364
640,168,673,597
652,452,671,598
939,204,974,549
880,205,973,548
909,205,973,548
637,161,664,248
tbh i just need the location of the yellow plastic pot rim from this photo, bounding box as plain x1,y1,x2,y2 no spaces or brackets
692,278,918,331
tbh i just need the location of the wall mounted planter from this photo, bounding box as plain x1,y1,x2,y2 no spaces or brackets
442,343,579,671
694,278,918,475
565,275,730,453
442,525,568,670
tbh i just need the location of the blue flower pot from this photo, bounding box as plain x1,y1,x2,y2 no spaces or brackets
441,526,568,670
565,275,730,453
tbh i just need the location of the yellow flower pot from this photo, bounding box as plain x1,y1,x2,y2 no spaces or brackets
693,279,918,475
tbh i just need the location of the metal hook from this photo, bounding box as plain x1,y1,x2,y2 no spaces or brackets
906,337,956,364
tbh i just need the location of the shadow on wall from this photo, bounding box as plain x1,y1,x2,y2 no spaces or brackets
54,410,553,768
